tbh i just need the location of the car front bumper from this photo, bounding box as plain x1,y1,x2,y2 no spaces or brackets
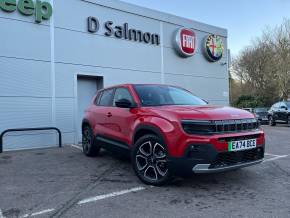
192,159,263,173
168,144,265,176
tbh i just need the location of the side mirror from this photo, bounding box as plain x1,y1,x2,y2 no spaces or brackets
115,99,135,108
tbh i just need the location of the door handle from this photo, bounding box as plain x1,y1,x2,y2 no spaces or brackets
107,112,112,117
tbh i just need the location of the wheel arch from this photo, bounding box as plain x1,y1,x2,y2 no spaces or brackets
133,124,166,145
82,119,91,131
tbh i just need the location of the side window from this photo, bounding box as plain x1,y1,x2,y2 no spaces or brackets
113,88,134,106
98,89,114,106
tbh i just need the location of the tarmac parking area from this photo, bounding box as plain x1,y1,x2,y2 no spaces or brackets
0,125,290,218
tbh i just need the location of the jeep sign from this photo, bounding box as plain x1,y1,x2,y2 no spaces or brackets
174,28,196,57
0,0,52,23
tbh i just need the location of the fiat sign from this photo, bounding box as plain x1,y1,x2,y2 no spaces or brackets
174,28,196,57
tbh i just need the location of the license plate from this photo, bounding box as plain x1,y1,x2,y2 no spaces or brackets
228,139,256,151
262,117,268,120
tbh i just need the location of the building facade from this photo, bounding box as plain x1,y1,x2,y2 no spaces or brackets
0,0,228,150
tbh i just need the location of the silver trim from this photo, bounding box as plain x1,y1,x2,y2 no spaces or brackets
192,159,263,173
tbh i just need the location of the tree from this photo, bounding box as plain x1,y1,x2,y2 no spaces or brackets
234,95,263,108
230,19,290,106
269,19,290,100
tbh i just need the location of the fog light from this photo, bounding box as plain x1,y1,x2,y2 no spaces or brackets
189,145,200,152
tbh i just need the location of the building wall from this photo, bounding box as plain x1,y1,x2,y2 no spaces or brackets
0,0,228,150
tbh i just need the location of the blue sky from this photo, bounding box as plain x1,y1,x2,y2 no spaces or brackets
121,0,290,56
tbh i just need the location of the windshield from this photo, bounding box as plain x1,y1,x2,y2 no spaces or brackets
254,108,268,113
285,102,290,108
134,85,207,106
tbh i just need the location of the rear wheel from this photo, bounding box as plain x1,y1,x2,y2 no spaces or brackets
269,116,276,126
132,134,173,186
82,125,100,157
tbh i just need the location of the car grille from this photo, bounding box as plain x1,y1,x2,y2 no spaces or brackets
209,148,264,169
182,119,259,135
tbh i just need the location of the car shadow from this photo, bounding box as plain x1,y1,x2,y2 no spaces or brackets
96,148,261,189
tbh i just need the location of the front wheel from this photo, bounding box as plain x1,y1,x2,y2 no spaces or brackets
269,116,276,126
132,134,173,186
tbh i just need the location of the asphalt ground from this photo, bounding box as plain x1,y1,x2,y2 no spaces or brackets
0,125,290,218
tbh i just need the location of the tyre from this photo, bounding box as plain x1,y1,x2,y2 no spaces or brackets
132,134,173,186
269,116,276,126
82,125,100,157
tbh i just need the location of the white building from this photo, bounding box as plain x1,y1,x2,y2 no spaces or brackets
0,0,228,150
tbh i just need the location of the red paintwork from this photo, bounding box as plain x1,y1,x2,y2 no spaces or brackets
84,84,265,157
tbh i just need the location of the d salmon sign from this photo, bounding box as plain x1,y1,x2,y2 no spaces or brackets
174,28,196,57
204,34,224,62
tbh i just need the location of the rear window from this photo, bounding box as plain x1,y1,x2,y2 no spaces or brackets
254,108,267,113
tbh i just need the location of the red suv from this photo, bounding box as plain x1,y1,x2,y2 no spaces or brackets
82,84,265,185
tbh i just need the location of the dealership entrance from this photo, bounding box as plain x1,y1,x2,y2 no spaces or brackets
77,76,103,143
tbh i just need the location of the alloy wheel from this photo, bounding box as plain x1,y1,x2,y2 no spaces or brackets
269,116,275,126
82,127,91,153
135,141,168,181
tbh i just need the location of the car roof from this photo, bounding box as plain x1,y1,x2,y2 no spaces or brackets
99,83,181,91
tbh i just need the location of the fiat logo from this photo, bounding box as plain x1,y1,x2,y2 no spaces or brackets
174,28,196,57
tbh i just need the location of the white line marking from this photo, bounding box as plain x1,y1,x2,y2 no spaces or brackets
264,155,288,162
20,208,55,218
265,153,283,157
78,186,145,205
0,209,5,218
71,144,83,151
31,209,55,216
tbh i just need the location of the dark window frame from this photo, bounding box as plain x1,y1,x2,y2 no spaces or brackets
94,92,102,105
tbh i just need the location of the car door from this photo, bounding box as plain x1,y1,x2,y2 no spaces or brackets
279,102,288,122
272,103,280,120
108,87,138,146
90,88,115,137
